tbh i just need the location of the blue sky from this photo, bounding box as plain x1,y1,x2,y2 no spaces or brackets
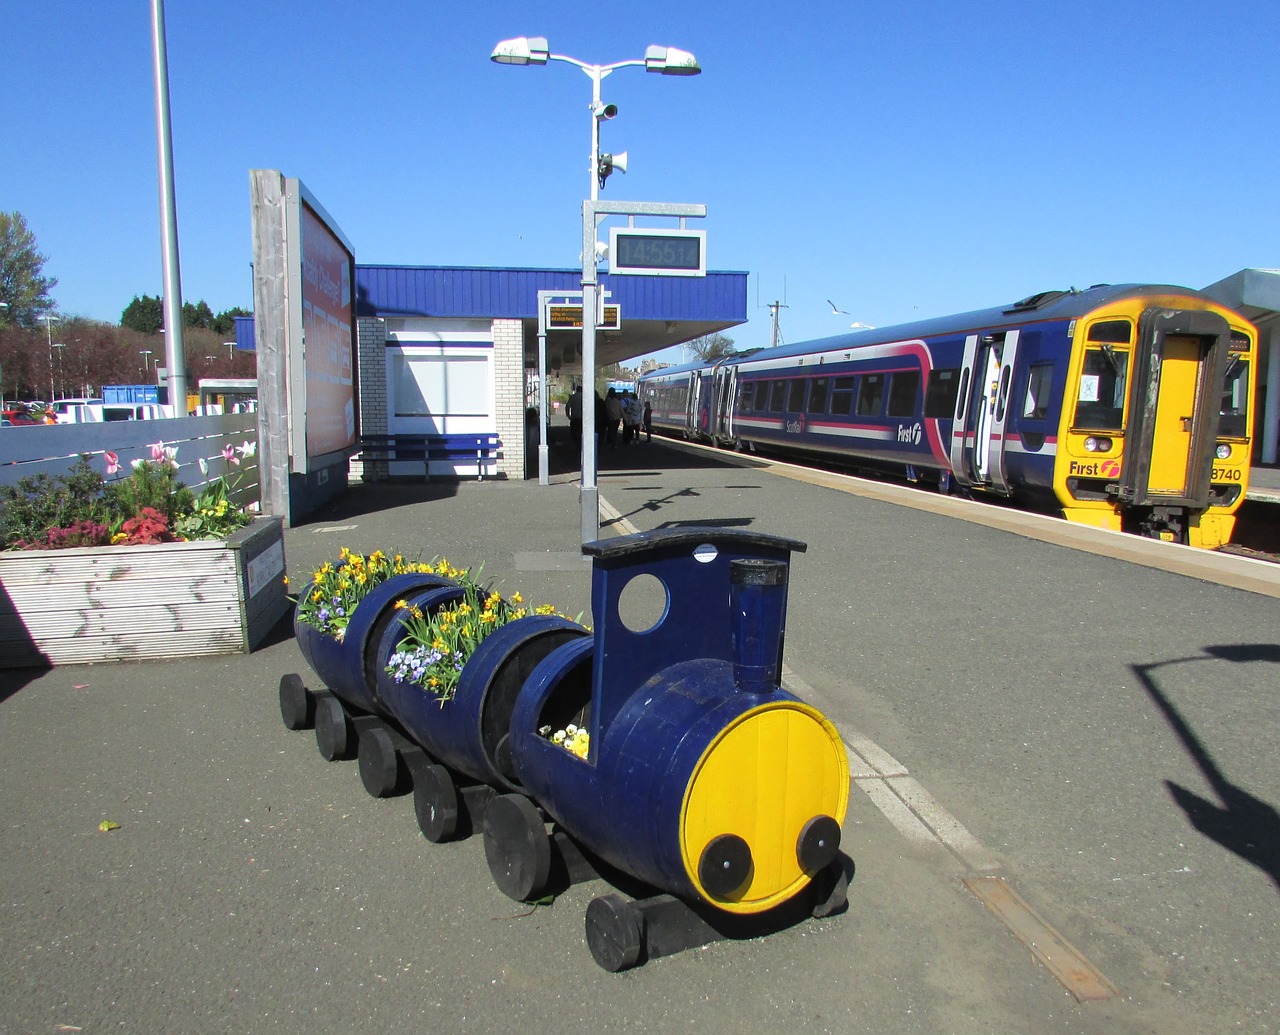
3,0,1277,358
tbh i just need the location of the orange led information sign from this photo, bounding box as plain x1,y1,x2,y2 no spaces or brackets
547,304,621,331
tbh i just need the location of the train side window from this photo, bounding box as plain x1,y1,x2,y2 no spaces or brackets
924,368,959,418
1023,363,1053,420
829,377,855,415
1088,320,1132,344
1074,348,1129,430
995,367,1012,422
807,377,829,413
769,380,786,412
887,370,920,417
787,379,807,412
1219,356,1249,438
856,374,884,416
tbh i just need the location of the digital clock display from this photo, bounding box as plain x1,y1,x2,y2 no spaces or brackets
609,228,706,277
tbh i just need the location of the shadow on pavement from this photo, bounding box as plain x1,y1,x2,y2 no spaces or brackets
1134,646,1280,889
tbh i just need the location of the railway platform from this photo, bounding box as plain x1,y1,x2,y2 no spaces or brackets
1,429,1277,1034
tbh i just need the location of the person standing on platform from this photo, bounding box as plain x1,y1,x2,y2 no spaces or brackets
566,384,583,447
643,400,653,442
604,388,623,448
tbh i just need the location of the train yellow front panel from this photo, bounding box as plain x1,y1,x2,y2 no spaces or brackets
1147,334,1200,495
680,701,849,913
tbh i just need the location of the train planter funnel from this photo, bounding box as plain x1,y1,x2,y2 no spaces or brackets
280,528,851,971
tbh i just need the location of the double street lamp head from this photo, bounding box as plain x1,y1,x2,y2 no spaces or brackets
490,37,701,76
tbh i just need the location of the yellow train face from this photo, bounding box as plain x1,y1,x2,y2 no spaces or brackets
679,700,849,914
1054,293,1256,548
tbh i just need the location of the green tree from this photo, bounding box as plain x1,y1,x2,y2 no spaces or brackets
211,306,251,337
0,211,58,328
121,294,164,334
182,299,214,329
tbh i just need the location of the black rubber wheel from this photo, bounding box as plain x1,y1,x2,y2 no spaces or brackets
585,894,645,972
278,672,314,730
414,764,460,843
358,726,402,797
483,793,551,901
314,695,353,761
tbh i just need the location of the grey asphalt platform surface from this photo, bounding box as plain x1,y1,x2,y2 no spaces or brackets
2,430,1278,1034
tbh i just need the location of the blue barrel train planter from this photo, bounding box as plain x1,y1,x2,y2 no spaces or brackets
279,528,851,971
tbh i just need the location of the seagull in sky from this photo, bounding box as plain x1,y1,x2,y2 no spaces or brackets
827,299,850,315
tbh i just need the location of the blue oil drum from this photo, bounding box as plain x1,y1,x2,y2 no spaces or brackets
376,608,589,789
507,528,849,914
292,572,456,713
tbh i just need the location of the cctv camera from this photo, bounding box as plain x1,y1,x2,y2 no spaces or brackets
593,102,619,120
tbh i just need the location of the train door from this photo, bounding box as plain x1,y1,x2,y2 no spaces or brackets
1119,308,1231,510
711,363,736,442
948,330,1020,491
683,371,698,438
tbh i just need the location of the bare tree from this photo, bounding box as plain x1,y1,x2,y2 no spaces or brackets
686,332,736,362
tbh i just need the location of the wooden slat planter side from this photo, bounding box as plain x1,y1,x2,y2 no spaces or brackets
0,516,288,667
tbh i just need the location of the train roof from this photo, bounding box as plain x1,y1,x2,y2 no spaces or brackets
730,283,1220,363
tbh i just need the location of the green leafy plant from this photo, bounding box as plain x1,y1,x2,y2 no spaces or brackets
174,477,253,541
0,456,114,550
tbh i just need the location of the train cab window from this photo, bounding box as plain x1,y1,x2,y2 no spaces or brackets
787,379,807,412
924,369,960,418
887,370,920,417
1073,348,1129,431
1088,320,1132,344
768,380,786,412
1219,356,1249,438
1023,363,1054,420
807,377,829,413
829,377,855,415
856,374,884,416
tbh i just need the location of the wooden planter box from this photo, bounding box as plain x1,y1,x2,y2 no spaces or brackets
0,517,288,667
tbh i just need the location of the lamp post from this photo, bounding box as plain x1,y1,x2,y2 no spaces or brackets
52,343,66,399
223,340,236,364
140,349,153,380
41,313,59,402
490,36,700,540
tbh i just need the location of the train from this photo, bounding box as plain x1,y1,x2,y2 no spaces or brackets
281,528,850,971
637,284,1256,548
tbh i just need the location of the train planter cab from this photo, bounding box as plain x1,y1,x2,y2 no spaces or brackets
280,529,851,971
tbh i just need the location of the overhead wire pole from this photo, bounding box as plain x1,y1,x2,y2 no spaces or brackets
150,0,187,412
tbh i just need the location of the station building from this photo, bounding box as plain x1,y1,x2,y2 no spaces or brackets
240,263,747,482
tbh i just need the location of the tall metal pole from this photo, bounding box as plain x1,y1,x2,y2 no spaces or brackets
150,0,187,412
578,65,608,542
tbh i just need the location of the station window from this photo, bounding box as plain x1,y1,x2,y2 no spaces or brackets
829,377,855,415
769,380,787,412
807,377,829,413
1023,363,1054,420
924,368,960,418
856,373,884,417
1074,348,1128,431
887,370,920,417
1219,356,1249,438
787,379,807,412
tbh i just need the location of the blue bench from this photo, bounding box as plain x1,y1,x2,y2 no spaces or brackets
358,433,501,481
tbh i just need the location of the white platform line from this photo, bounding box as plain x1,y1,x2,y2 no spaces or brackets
781,670,1000,872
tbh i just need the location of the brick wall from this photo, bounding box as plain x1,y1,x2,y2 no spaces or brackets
492,318,526,480
355,317,387,481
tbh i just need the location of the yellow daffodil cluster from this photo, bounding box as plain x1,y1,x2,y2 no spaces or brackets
296,547,441,640
547,723,590,759
385,563,576,704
